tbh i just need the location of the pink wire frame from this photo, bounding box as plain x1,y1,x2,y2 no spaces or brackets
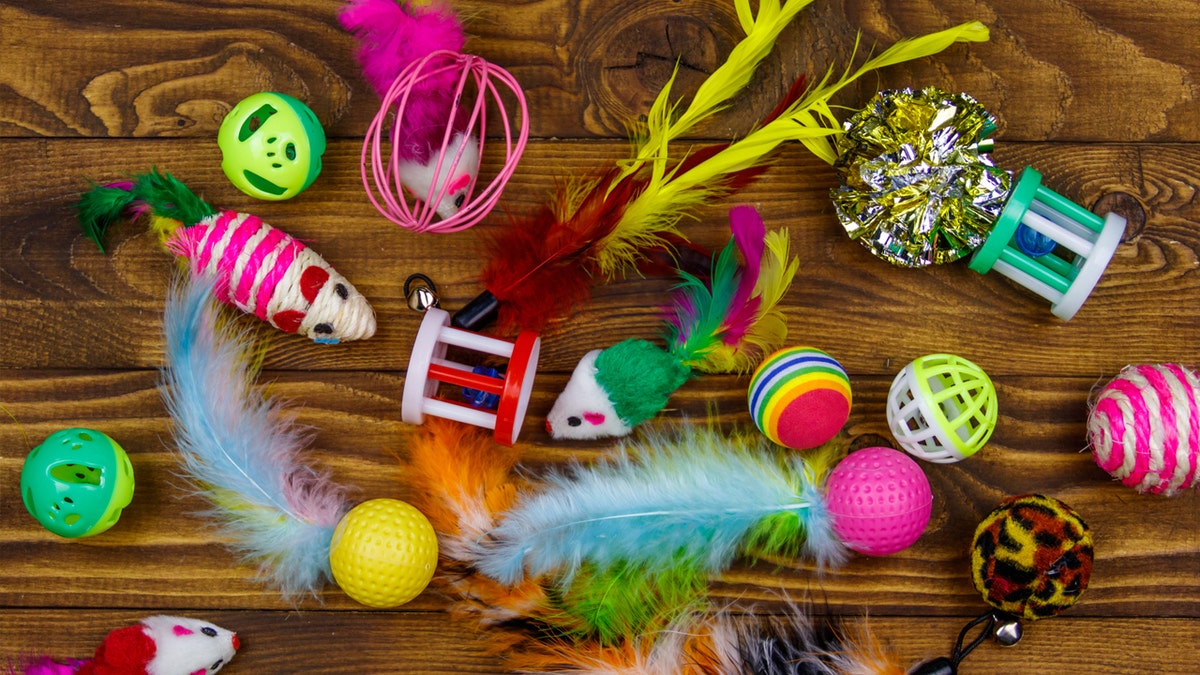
362,50,529,234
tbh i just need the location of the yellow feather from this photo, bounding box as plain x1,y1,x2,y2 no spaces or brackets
613,0,816,186
690,228,799,375
754,229,800,310
792,20,991,163
597,20,989,280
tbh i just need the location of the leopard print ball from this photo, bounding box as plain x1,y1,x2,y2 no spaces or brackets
969,494,1093,620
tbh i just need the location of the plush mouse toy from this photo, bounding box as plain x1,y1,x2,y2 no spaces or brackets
545,206,798,440
21,615,239,675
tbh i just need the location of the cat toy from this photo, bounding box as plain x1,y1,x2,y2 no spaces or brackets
804,86,1126,320
217,91,327,201
1087,363,1200,495
910,493,1093,674
20,427,134,538
19,615,238,675
403,417,927,672
748,346,853,450
886,353,998,463
451,3,990,333
545,205,797,441
340,0,528,232
76,169,376,344
402,306,541,446
158,274,435,607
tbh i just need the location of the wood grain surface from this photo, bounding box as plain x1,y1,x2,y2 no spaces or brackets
1,1,1197,674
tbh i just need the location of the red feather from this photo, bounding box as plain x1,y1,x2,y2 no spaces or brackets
479,168,641,334
473,75,807,335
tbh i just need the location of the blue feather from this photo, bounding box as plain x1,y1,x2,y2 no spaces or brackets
477,424,846,586
159,275,351,602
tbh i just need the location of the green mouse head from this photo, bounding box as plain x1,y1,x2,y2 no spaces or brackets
218,92,327,200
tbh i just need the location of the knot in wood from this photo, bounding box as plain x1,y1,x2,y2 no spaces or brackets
1092,191,1147,240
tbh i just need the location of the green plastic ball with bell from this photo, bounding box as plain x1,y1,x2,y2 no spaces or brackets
218,92,327,200
20,428,135,538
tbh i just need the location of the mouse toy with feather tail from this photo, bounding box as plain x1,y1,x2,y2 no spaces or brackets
339,0,528,231
76,169,376,344
18,616,239,675
545,205,798,440
451,1,989,333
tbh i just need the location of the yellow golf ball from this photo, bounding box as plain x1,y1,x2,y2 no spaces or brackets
329,498,438,608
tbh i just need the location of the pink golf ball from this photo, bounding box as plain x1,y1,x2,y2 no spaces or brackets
824,446,933,556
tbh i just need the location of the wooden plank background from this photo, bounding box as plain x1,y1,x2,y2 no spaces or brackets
1,1,1197,673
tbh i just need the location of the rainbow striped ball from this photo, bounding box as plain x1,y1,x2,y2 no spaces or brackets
1088,364,1200,496
748,347,851,450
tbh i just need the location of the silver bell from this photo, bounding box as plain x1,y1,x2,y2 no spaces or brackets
993,617,1022,646
405,274,440,312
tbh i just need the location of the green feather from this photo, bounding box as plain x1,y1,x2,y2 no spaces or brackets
131,169,216,226
75,183,140,252
551,560,708,645
74,169,215,252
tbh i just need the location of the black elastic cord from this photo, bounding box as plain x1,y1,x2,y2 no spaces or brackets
952,611,997,665
404,273,437,297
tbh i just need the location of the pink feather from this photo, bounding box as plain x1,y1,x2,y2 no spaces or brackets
18,658,87,675
339,0,464,97
339,0,468,163
664,206,796,374
723,204,767,344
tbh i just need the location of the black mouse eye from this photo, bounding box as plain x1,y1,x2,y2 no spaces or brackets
335,283,348,300
314,323,333,334
567,416,582,427
211,659,224,671
201,626,217,637
454,193,466,208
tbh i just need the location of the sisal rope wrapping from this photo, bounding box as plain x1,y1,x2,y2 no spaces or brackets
1088,363,1200,495
169,211,376,343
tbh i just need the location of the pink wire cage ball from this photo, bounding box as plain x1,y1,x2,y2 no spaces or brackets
363,49,529,234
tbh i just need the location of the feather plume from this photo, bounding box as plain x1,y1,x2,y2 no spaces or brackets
789,21,991,165
399,419,915,674
338,0,468,164
469,15,988,334
667,205,797,374
338,0,465,99
614,0,817,184
404,418,556,628
75,181,137,252
75,170,216,251
492,604,911,675
477,424,846,587
159,275,351,601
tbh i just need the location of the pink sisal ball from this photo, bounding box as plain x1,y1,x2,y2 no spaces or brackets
824,446,933,556
1088,363,1200,495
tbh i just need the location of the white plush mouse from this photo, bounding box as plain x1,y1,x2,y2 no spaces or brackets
21,615,239,675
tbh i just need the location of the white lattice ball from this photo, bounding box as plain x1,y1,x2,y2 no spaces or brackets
887,354,998,463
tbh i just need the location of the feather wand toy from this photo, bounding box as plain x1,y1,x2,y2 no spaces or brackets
77,169,376,344
160,274,354,601
453,4,989,333
545,205,797,440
